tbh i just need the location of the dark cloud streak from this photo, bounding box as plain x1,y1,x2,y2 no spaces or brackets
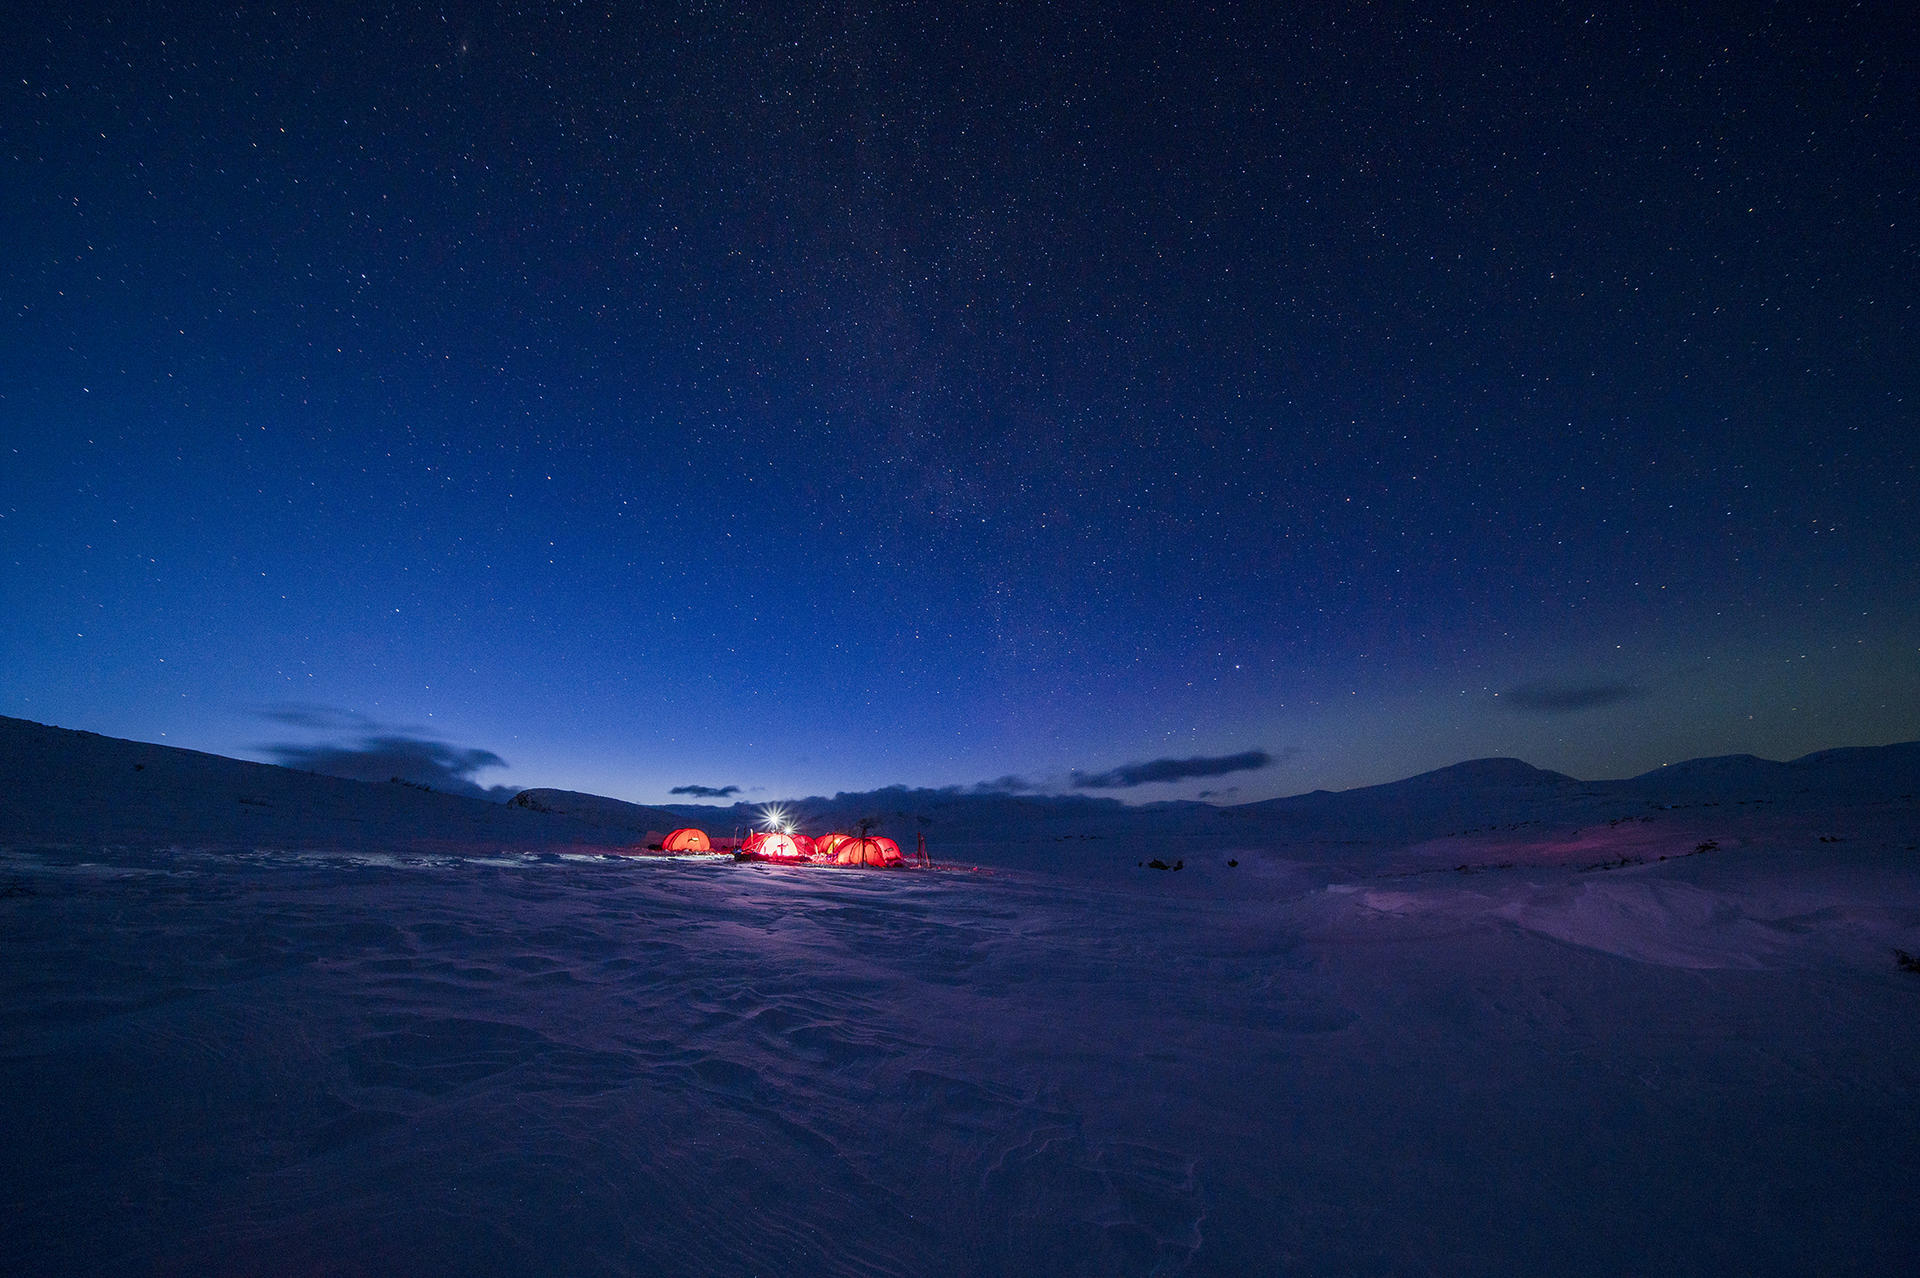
262,735,515,800
1504,679,1648,714
670,783,742,798
1072,749,1282,790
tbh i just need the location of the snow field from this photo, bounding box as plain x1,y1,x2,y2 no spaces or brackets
4,840,1919,1275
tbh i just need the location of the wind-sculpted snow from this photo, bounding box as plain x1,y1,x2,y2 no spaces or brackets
3,844,1919,1275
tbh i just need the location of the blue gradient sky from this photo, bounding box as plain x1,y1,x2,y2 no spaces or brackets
4,2,1917,805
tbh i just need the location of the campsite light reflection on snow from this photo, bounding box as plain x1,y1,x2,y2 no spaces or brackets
5,840,1919,1275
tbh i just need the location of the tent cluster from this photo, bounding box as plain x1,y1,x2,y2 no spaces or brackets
814,833,905,867
661,827,908,868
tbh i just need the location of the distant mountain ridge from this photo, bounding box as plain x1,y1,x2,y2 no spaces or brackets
664,741,1920,851
2,714,1914,861
1382,757,1582,789
1625,743,1920,798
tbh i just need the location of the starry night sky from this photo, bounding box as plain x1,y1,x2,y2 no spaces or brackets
4,2,1917,805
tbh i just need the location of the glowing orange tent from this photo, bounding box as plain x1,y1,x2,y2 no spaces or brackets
815,833,854,861
661,828,711,852
835,836,903,867
742,831,803,860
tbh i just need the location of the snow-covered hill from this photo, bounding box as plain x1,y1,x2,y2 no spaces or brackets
0,716,673,853
505,787,686,837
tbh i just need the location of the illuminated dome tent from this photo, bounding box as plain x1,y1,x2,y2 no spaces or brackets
815,833,854,861
836,836,902,867
741,831,804,860
661,828,711,852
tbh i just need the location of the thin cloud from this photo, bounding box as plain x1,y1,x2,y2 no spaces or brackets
1072,749,1283,790
670,783,742,798
1504,679,1647,714
263,735,515,800
972,774,1040,794
253,702,385,733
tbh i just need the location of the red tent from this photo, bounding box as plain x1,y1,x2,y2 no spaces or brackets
815,833,854,861
741,831,804,861
661,828,711,852
835,836,902,867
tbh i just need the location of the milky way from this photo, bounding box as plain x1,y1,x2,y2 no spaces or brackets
4,3,1915,803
